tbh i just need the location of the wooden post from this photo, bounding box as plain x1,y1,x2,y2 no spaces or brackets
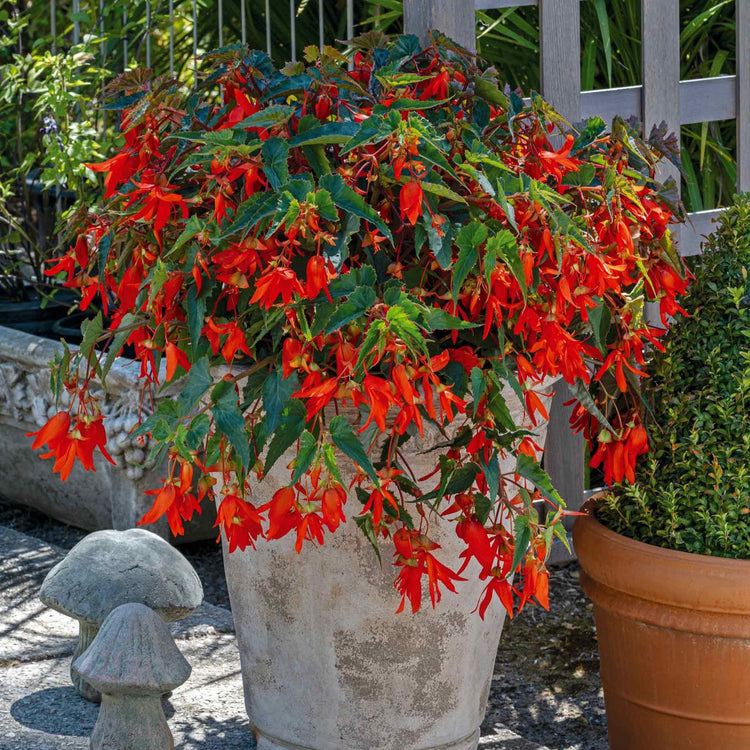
402,0,476,52
641,0,681,187
738,0,750,193
642,0,680,318
539,0,581,123
544,383,586,532
538,1,585,532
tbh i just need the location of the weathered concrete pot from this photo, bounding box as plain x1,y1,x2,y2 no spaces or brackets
222,382,556,750
575,511,750,749
0,325,215,542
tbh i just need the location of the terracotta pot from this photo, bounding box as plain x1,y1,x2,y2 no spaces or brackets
574,512,750,749
220,380,557,750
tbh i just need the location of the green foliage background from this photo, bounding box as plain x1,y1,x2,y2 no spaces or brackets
597,193,750,558
367,0,738,213
0,0,740,214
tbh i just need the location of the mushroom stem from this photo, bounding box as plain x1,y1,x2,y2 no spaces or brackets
72,621,101,702
91,694,174,750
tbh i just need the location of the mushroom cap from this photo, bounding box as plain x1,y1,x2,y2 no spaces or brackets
73,603,191,695
40,528,203,624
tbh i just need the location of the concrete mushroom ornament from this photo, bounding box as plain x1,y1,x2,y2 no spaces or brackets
39,528,203,701
73,603,191,750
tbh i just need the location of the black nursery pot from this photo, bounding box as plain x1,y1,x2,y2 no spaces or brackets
50,310,91,345
0,288,74,335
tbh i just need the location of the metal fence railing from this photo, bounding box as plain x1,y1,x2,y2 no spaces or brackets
51,0,356,75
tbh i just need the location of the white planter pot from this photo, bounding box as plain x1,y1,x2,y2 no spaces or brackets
221,380,557,750
0,325,215,542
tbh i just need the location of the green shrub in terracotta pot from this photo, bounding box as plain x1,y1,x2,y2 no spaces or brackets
576,193,750,750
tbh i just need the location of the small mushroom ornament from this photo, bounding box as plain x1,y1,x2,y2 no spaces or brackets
73,603,191,750
40,528,202,701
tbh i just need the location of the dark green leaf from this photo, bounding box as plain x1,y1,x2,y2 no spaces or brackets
444,464,480,494
325,286,377,334
261,137,290,191
421,180,467,204
431,217,455,270
186,413,211,450
302,144,331,176
572,116,607,155
284,174,316,202
561,163,596,187
212,390,251,470
487,381,516,431
588,300,612,353
515,454,563,506
234,105,295,130
480,452,500,503
342,115,385,154
495,182,518,233
355,515,383,565
474,77,509,108
322,443,344,486
178,357,212,412
488,230,527,298
452,222,485,302
168,215,203,257
329,415,378,483
424,307,478,331
471,367,486,413
264,399,307,472
319,174,393,243
263,370,298,434
567,379,615,433
326,212,359,270
372,97,450,112
511,515,532,572
311,189,338,222
218,191,278,240
98,232,111,281
102,313,137,380
289,121,359,147
475,494,492,525
292,430,317,482
186,287,207,358
79,312,104,364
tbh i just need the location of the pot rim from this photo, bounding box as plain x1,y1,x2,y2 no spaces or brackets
574,501,750,614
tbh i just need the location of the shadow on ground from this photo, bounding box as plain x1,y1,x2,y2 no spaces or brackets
169,714,255,748
10,687,179,737
10,687,97,737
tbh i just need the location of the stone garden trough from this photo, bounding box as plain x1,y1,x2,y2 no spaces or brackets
0,325,215,541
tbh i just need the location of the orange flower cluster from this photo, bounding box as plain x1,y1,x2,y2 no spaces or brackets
37,35,689,618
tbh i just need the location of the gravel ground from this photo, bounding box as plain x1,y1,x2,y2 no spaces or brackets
0,497,607,750
487,563,607,750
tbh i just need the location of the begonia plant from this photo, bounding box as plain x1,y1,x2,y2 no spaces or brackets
32,32,688,617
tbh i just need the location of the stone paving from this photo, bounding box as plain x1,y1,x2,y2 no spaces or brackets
0,524,546,749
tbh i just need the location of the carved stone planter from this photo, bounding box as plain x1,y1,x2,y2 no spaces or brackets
0,325,214,541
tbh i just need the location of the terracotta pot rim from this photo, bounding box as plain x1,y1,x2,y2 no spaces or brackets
574,503,750,614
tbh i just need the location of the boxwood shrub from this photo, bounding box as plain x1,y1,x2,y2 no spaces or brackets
597,194,750,558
